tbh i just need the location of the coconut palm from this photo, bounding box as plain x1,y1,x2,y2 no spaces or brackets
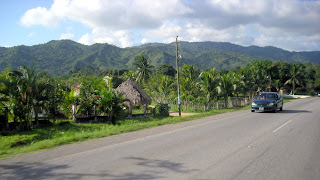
233,71,245,97
8,66,36,128
5,66,55,128
199,68,219,106
245,61,269,95
179,65,201,102
285,64,305,95
217,71,236,100
146,74,174,103
133,55,154,84
0,68,21,123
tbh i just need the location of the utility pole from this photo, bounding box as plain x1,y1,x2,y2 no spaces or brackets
176,36,181,117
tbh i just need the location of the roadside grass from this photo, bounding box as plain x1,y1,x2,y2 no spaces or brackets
0,107,247,159
283,97,297,103
0,97,296,159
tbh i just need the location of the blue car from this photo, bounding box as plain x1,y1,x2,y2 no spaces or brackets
251,92,283,112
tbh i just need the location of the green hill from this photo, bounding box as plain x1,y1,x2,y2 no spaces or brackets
0,40,319,76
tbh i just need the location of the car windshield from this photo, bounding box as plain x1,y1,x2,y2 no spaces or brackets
256,94,276,100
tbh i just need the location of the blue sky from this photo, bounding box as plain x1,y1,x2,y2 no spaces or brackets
1,0,320,51
0,0,90,47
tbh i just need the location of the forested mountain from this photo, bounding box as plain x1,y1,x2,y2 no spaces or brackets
0,40,319,76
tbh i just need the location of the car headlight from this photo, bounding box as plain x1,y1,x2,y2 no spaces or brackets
252,102,257,106
268,102,274,106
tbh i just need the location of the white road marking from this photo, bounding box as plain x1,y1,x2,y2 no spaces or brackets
273,120,292,133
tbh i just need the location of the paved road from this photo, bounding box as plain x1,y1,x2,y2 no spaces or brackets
1,97,320,180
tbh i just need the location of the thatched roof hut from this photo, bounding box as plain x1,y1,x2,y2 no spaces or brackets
116,80,152,106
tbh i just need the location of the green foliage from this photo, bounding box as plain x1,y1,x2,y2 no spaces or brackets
0,40,319,76
145,74,175,103
284,64,305,95
97,90,128,124
199,68,219,103
179,65,201,103
156,64,176,77
0,50,319,132
133,54,154,84
154,103,170,116
217,71,236,100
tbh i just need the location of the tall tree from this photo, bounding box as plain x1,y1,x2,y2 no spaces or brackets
285,63,305,95
146,74,174,103
156,64,176,77
314,63,320,91
200,68,219,106
179,65,201,102
6,66,37,128
217,71,236,100
133,55,154,84
233,70,245,97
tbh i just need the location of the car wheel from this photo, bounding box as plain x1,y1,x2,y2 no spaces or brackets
280,106,283,111
251,110,255,112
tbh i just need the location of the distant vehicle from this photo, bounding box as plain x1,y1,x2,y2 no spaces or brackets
251,92,283,113
318,92,320,97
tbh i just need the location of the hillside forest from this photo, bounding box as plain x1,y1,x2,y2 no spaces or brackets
1,53,320,129
1,40,320,76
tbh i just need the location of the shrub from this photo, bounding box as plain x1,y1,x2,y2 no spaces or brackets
154,103,170,116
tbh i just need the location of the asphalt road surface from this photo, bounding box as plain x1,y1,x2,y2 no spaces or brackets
1,97,320,180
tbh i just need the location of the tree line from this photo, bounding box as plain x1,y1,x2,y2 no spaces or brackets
134,55,320,104
1,54,320,129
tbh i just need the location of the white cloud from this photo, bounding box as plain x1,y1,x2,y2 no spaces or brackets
60,33,75,40
20,7,60,27
20,0,320,51
78,28,135,48
21,0,192,29
141,38,149,44
78,33,91,45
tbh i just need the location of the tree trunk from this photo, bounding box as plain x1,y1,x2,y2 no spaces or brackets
34,106,39,127
293,80,295,95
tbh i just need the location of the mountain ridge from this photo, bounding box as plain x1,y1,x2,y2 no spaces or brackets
0,40,319,76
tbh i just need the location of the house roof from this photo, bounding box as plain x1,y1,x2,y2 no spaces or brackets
115,80,152,106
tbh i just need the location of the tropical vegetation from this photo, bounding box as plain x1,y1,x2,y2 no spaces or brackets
1,51,320,158
0,57,319,129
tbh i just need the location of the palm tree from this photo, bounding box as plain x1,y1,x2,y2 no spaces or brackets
146,74,174,103
0,68,21,124
285,64,305,95
217,71,236,100
233,71,245,97
133,55,154,84
179,65,201,103
6,66,54,128
199,68,219,108
13,66,40,127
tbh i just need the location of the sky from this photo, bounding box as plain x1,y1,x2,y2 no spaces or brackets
1,0,320,51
